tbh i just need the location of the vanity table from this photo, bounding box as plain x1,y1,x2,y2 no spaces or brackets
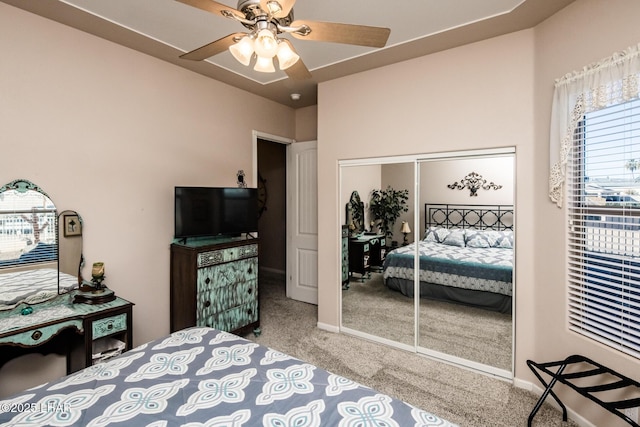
349,233,386,278
0,291,133,374
0,179,134,375
344,191,387,280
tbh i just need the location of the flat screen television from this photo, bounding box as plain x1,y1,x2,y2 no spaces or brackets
174,186,258,239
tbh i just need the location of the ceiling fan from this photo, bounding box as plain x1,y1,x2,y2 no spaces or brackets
176,0,391,80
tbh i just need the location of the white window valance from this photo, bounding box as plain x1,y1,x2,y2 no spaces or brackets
548,43,640,207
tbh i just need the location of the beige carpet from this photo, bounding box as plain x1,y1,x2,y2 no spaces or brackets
342,273,512,371
244,271,578,427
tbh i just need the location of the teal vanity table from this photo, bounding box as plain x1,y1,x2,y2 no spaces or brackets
349,233,386,277
0,179,134,375
0,292,133,373
344,191,387,281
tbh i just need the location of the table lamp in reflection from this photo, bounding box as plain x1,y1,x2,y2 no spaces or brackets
401,221,411,246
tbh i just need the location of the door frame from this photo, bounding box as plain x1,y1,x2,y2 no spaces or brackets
252,130,292,280
251,130,292,187
252,131,319,304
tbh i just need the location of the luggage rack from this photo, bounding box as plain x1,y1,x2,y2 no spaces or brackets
527,355,640,427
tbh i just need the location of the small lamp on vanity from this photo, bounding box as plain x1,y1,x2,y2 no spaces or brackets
91,262,105,290
74,261,116,304
401,221,411,246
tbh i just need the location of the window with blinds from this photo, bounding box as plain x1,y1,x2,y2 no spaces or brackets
567,98,640,359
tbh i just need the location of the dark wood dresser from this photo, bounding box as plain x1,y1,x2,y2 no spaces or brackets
170,237,260,336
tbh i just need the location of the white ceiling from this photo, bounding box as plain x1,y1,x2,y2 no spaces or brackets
3,0,574,108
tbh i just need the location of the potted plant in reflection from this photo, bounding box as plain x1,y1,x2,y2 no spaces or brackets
369,186,409,241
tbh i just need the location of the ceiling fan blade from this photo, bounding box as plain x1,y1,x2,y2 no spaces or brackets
176,0,244,20
180,33,244,61
291,20,390,48
284,58,311,80
259,0,296,19
280,41,311,80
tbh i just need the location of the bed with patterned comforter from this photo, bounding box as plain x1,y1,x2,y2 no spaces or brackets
0,327,457,427
383,227,513,313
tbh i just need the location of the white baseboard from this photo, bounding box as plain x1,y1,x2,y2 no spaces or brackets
316,322,339,333
513,378,595,427
513,377,533,391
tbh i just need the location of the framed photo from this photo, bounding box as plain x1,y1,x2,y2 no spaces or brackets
63,213,82,237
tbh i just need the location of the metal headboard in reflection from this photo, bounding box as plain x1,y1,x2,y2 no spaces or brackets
425,204,514,230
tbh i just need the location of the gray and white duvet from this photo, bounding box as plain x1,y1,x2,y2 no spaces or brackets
0,327,457,427
383,240,513,312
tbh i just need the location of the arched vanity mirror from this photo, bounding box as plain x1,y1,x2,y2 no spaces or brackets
340,150,515,379
0,179,82,310
345,191,365,236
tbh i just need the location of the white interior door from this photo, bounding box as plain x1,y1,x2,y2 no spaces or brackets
286,140,318,304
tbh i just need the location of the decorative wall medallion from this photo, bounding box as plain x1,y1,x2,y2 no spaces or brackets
447,172,502,197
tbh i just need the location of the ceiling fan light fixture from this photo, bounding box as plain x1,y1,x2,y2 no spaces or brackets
254,28,279,58
254,55,276,73
229,36,254,66
276,41,299,70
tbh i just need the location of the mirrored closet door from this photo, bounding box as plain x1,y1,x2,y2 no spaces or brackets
339,150,515,378
340,161,415,347
416,155,514,377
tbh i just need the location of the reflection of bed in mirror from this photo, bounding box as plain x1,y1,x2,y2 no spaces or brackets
382,204,514,313
0,269,78,310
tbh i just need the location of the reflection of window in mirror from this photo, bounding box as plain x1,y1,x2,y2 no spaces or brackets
0,180,57,270
0,179,59,309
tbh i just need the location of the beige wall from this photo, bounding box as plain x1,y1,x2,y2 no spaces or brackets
318,28,535,337
533,1,640,425
318,1,640,426
295,105,318,142
0,3,295,396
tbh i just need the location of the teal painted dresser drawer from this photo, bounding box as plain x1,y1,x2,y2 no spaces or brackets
197,257,257,291
197,243,259,268
0,320,83,346
92,313,127,340
198,279,257,318
199,300,258,332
